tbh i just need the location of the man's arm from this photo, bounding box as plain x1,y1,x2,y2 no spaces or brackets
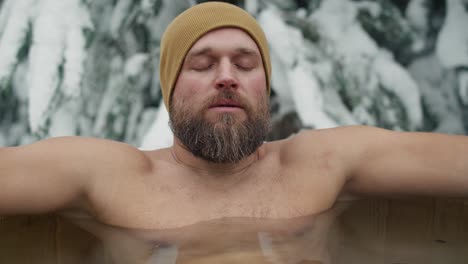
284,125,468,203
0,137,151,216
341,126,468,197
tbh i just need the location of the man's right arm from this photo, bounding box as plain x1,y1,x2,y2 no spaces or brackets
0,137,151,216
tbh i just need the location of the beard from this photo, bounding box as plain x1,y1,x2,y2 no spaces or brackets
169,90,270,164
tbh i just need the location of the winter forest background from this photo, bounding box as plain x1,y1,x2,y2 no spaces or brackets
0,0,467,149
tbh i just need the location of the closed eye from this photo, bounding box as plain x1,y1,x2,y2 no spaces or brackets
186,54,215,71
233,55,258,71
235,64,254,71
192,64,214,71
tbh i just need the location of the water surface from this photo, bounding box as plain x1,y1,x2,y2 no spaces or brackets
0,198,467,264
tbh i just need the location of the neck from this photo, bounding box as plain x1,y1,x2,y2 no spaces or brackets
170,137,264,183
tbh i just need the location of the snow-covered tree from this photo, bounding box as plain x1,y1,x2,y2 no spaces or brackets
0,0,467,148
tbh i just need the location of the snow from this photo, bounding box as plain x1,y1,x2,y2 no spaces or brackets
27,0,92,131
258,6,298,68
0,0,36,86
373,51,422,128
93,56,125,135
27,0,64,131
0,0,14,35
140,106,173,150
406,0,430,52
109,0,133,38
309,0,423,129
354,1,381,18
49,101,78,137
125,53,150,78
288,59,337,128
62,2,92,98
406,0,429,31
309,0,357,45
0,0,467,147
258,5,337,128
436,0,468,68
310,0,379,58
459,71,468,105
408,54,465,134
245,0,258,14
257,6,298,113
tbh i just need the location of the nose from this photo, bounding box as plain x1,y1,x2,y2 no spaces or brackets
215,59,238,90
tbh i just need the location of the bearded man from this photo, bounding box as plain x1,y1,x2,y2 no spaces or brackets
0,0,467,231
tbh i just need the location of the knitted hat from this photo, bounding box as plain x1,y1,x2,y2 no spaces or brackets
159,1,271,110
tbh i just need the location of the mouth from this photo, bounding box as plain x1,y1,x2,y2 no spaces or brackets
209,99,243,109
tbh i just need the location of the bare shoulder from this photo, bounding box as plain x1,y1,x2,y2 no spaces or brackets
0,136,155,215
17,136,153,175
35,137,155,212
273,125,392,182
276,126,357,162
278,125,393,154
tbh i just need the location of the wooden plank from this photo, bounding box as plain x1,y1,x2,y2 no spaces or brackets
0,215,107,264
336,198,468,264
55,217,108,264
383,198,435,264
336,199,388,264
429,199,466,264
0,215,57,264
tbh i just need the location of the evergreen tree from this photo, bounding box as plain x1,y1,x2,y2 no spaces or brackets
0,0,466,148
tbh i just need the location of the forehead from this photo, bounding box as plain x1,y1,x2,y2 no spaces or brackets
188,27,260,55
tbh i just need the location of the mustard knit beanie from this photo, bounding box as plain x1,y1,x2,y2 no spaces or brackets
159,1,271,110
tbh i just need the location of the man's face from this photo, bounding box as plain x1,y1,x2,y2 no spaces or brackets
169,27,270,164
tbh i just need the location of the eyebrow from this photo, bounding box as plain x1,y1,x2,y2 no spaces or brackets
187,47,213,58
186,47,260,58
234,47,259,56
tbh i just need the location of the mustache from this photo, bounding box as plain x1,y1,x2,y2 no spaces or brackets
202,90,249,111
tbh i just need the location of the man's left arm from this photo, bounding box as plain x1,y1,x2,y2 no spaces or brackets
343,126,468,197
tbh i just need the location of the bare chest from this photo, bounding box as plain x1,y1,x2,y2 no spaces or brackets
91,159,337,229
